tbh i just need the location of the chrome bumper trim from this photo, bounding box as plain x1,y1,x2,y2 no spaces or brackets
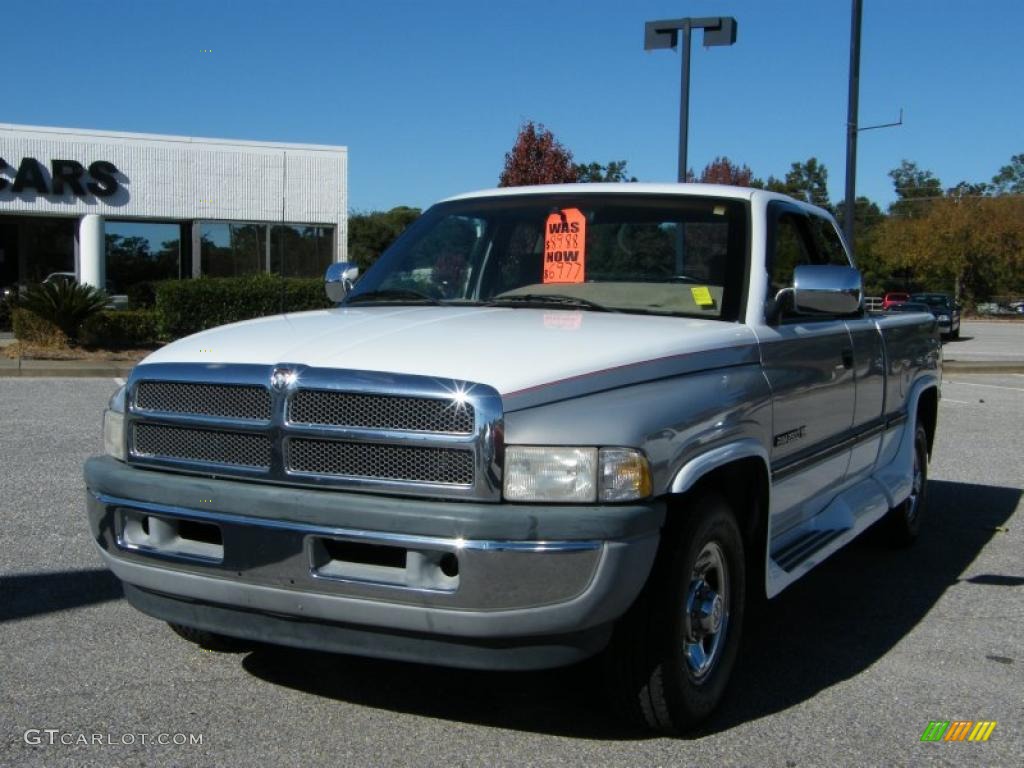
96,493,600,554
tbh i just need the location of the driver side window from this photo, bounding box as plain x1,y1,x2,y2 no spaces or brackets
770,213,816,298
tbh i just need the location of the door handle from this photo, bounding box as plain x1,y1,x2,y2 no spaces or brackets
841,348,854,369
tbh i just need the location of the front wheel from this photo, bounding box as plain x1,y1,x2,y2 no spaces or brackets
605,492,746,734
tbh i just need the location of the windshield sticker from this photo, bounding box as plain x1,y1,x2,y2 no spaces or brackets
543,208,586,283
691,285,716,308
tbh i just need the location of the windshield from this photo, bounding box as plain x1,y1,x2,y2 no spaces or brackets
346,193,749,319
911,293,952,309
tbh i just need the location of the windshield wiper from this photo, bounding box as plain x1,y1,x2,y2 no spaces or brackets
345,289,441,305
488,294,617,313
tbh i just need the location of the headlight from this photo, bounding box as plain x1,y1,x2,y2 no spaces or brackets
103,385,127,461
503,446,651,503
937,313,949,321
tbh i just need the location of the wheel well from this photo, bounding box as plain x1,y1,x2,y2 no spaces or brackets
664,457,769,594
917,387,938,457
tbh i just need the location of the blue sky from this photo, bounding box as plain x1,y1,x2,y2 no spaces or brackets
5,1,1021,213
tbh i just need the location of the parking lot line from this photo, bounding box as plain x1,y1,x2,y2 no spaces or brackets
945,380,1024,392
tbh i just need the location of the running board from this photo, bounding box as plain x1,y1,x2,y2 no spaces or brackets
771,528,848,572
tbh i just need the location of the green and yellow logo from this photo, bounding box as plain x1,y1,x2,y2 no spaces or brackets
920,721,997,742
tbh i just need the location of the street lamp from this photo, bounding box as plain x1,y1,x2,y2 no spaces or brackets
644,16,738,182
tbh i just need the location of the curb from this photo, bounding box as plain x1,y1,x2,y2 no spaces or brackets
0,362,136,378
943,360,1024,374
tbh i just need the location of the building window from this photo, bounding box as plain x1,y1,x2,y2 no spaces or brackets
105,220,184,293
199,221,334,279
200,222,267,277
270,224,334,278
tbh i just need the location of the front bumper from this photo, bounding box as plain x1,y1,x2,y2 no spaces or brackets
85,457,663,669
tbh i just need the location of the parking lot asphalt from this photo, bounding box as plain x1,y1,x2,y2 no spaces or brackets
0,375,1021,768
943,320,1024,363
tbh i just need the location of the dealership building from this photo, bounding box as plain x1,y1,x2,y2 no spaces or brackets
0,123,347,295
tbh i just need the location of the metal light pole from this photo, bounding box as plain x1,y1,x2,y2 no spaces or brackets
644,17,738,182
843,0,863,250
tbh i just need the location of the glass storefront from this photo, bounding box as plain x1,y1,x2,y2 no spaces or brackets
106,220,186,293
0,216,334,295
200,221,333,279
0,216,75,289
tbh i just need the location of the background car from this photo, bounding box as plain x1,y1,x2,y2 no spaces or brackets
882,291,910,310
886,301,931,314
911,292,961,339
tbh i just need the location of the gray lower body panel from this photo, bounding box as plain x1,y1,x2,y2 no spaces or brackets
85,456,663,669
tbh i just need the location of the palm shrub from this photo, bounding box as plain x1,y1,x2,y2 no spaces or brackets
19,281,110,342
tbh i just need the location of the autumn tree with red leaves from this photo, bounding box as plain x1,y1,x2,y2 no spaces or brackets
498,121,578,187
699,156,754,186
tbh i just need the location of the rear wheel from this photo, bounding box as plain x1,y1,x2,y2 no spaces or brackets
605,492,746,734
168,622,251,652
885,424,929,546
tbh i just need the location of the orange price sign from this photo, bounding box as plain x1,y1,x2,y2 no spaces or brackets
543,208,586,284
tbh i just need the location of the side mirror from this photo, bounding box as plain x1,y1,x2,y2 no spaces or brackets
791,264,862,316
325,262,359,302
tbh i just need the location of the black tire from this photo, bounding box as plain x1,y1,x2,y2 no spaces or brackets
168,622,251,653
885,424,929,546
951,326,960,340
604,492,746,734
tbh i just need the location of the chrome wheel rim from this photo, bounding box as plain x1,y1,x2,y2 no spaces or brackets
683,541,729,682
905,438,924,525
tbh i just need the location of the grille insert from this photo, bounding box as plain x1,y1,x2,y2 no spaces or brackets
288,390,475,434
135,381,271,421
288,438,474,485
132,423,271,469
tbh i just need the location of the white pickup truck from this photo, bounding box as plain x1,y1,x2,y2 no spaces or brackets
85,184,941,733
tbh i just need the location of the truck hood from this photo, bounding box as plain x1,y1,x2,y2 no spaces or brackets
140,307,759,408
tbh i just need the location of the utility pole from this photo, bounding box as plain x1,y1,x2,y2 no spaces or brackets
843,0,863,252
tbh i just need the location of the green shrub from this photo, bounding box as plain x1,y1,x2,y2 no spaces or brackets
11,307,69,347
18,281,109,341
126,281,158,309
0,294,13,332
80,310,159,348
155,274,330,339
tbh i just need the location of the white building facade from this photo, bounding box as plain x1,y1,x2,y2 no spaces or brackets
0,123,347,295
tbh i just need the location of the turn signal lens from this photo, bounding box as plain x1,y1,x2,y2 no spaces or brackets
599,448,652,502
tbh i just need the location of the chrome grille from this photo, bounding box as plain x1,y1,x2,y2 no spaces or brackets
136,381,271,421
288,439,474,485
132,423,271,469
125,364,502,500
288,390,474,434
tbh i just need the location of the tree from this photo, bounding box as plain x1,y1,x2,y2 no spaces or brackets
347,206,421,271
887,160,943,218
781,158,830,209
498,121,578,187
698,156,753,186
991,153,1024,195
835,196,889,293
875,195,1024,303
574,160,637,182
946,181,990,200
